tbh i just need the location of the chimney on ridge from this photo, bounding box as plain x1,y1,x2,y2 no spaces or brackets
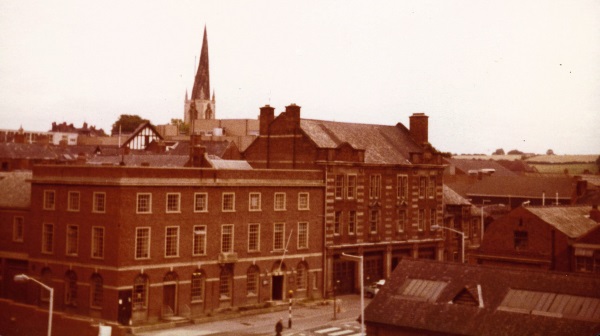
259,105,275,135
409,112,429,145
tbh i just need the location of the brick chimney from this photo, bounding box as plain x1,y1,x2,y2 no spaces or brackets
409,113,429,145
590,205,600,223
259,105,275,135
285,104,301,127
190,145,206,167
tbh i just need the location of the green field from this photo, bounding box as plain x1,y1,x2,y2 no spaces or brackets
530,163,599,175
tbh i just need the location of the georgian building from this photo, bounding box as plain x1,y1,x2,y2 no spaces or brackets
243,104,446,294
13,164,324,325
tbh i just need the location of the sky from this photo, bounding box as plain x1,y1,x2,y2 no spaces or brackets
0,0,599,155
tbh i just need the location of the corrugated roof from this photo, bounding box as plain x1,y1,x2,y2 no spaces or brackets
499,289,600,321
300,119,422,165
0,171,31,208
526,206,599,238
206,156,252,170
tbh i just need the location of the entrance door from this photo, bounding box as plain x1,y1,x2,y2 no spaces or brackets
272,275,283,301
163,284,176,315
333,261,355,294
118,290,132,325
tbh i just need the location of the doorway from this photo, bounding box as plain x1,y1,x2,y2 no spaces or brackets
118,290,132,325
272,275,283,301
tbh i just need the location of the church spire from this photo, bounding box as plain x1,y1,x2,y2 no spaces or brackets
191,26,210,100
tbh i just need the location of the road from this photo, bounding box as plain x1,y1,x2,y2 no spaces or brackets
136,294,369,336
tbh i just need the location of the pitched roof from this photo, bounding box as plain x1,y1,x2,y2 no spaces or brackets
87,154,189,167
0,143,57,160
205,155,252,170
443,185,471,205
446,158,518,176
365,258,600,336
445,175,576,200
526,206,599,238
526,155,599,164
0,171,31,209
300,119,423,165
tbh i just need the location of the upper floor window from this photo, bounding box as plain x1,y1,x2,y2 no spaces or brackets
194,193,208,212
397,209,407,232
136,193,152,214
298,222,308,249
348,211,356,235
298,192,309,210
249,193,261,211
428,176,436,199
369,175,381,199
334,211,342,235
248,223,260,252
429,209,436,231
419,177,427,198
68,191,80,212
334,175,344,199
273,223,285,251
193,225,207,256
274,192,286,211
93,192,106,213
42,223,54,254
418,209,425,231
165,226,180,257
221,224,234,253
13,216,24,242
91,227,104,259
66,225,79,256
222,193,235,212
369,209,379,234
43,190,55,210
135,227,151,259
166,193,181,213
397,175,409,200
347,175,357,199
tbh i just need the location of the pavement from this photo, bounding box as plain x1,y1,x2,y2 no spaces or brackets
134,295,369,336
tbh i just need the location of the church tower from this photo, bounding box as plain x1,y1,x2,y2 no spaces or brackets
184,26,215,125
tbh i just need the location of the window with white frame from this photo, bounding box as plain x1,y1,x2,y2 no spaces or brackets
91,227,104,259
66,225,79,256
347,175,356,199
133,274,148,309
296,262,307,290
334,211,341,235
43,190,55,210
135,227,150,259
222,193,235,212
298,222,308,249
298,192,309,210
193,225,206,256
165,226,179,257
428,176,436,199
274,192,286,211
419,177,426,198
430,209,436,231
369,209,379,233
248,223,260,252
397,209,407,232
13,216,24,242
166,193,181,213
194,193,208,212
90,273,103,308
273,223,285,251
369,175,381,199
93,192,106,213
249,193,261,211
247,266,259,296
221,224,234,253
42,223,54,254
136,193,152,214
334,175,344,199
191,271,205,302
418,209,425,231
348,211,356,235
68,191,80,212
397,175,408,200
219,266,233,299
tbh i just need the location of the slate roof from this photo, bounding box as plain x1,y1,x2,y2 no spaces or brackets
0,143,57,160
300,119,423,165
446,158,518,176
526,206,599,238
365,258,600,336
0,171,31,209
443,185,471,206
87,154,189,167
445,175,576,200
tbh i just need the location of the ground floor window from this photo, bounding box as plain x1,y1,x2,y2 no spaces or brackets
133,274,148,310
90,273,103,309
191,271,205,303
219,266,233,300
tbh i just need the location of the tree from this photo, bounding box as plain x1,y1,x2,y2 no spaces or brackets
546,149,555,155
170,118,189,135
493,148,505,155
111,115,148,135
507,149,524,155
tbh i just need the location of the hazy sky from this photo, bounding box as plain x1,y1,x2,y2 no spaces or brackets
1,0,598,155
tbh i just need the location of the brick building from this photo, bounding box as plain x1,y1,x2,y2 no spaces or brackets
243,104,446,294
6,164,324,325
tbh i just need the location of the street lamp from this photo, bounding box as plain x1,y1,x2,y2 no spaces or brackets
14,274,54,336
432,225,466,263
340,253,365,336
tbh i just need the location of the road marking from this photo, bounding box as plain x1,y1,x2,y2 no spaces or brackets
329,330,355,336
315,327,341,333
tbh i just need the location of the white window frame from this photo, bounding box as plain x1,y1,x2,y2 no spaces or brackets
273,223,285,251
193,225,207,256
249,192,262,212
248,223,260,252
397,209,407,233
298,192,309,210
334,175,345,199
166,193,181,213
428,176,436,199
194,192,208,212
91,226,105,259
43,190,56,210
347,175,357,199
369,209,379,234
42,223,54,254
12,216,24,242
136,193,152,214
221,224,234,253
67,191,80,212
92,192,106,213
369,174,381,199
418,209,425,231
348,211,356,235
430,209,436,231
397,174,409,200
222,193,235,212
65,224,79,256
274,192,287,211
135,227,151,259
334,211,342,235
297,222,308,249
164,226,180,258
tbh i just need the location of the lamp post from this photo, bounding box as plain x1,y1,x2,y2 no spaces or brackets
432,225,466,263
14,274,53,336
340,253,365,336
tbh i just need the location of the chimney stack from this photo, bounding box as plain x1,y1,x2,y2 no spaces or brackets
409,113,429,145
259,105,275,135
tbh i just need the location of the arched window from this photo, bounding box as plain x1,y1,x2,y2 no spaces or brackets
219,266,232,299
191,271,205,303
296,262,308,290
247,266,259,296
65,270,78,306
133,274,148,310
90,273,103,309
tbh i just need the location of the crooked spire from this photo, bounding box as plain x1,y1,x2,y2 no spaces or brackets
191,26,210,100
